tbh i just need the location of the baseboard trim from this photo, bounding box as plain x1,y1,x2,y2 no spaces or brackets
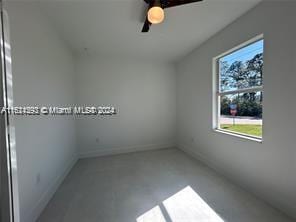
79,143,176,159
26,154,79,222
178,143,216,169
178,144,296,220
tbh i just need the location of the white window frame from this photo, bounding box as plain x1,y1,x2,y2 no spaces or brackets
212,34,264,142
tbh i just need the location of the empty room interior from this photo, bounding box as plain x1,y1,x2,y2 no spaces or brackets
1,0,296,221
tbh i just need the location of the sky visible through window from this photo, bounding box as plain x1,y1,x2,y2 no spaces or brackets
220,40,264,65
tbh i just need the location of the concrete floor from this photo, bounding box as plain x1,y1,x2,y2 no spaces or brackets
38,148,293,222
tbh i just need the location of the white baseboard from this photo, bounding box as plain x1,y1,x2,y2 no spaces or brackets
79,143,176,159
178,143,216,169
26,154,79,222
25,144,174,222
178,144,296,220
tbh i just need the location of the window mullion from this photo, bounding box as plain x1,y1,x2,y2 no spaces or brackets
218,86,263,96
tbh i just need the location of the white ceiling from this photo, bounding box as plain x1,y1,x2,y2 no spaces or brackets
38,0,261,62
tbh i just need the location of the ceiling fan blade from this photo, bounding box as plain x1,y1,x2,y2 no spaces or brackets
142,17,151,32
163,0,203,8
143,0,150,3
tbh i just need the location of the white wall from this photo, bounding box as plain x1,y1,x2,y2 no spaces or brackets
5,2,176,221
6,3,77,222
75,56,176,157
177,1,296,219
6,1,296,221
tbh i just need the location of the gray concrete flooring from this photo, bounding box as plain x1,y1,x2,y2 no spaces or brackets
38,148,294,222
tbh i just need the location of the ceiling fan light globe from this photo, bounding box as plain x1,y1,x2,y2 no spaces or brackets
148,6,165,24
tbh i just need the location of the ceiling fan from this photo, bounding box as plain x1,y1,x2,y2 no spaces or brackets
141,0,203,32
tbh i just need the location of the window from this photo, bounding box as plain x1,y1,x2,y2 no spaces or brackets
213,36,264,141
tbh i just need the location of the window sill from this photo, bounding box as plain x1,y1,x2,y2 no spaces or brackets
213,128,263,143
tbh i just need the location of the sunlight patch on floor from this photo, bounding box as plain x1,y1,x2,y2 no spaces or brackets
137,206,166,222
163,186,224,222
137,186,224,222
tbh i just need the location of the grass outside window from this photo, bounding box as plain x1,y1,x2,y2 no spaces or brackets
220,124,262,137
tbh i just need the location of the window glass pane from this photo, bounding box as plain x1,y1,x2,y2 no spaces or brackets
219,91,263,138
219,39,264,92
